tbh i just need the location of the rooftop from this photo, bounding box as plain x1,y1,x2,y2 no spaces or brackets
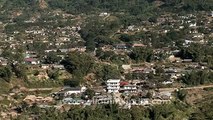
107,79,120,83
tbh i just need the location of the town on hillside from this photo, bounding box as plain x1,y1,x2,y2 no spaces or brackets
0,0,213,119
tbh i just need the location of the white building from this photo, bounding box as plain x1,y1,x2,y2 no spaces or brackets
92,95,114,104
58,86,87,97
107,79,120,93
123,85,137,93
62,98,84,105
99,12,109,17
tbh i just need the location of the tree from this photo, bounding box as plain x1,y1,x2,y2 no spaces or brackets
82,88,95,100
0,66,12,82
131,106,150,120
129,47,154,62
176,89,187,101
96,64,120,81
86,39,96,52
181,70,213,86
177,44,209,62
1,48,13,61
63,78,80,87
94,36,113,47
47,70,60,80
1,47,25,63
146,91,153,99
148,16,157,23
155,66,164,75
61,52,95,78
45,52,61,64
119,34,132,42
150,104,176,120
12,63,28,80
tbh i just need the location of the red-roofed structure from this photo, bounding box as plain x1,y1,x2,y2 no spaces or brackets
120,81,129,86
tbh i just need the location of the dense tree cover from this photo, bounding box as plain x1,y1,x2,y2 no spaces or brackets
26,42,48,55
0,0,212,15
47,69,60,80
132,31,169,49
1,47,25,63
63,78,80,87
181,70,213,86
175,89,187,101
178,45,203,62
0,48,29,82
166,30,185,44
183,0,213,11
190,99,213,120
156,0,213,11
0,48,28,81
96,49,129,65
48,0,153,15
94,36,115,47
177,44,213,62
79,18,120,52
61,52,95,78
0,66,12,82
44,52,61,64
81,88,95,100
0,0,212,29
16,101,202,120
1,49,14,61
145,29,187,48
119,34,134,43
95,64,121,81
0,0,42,24
2,0,38,9
15,98,213,120
47,0,213,14
129,47,154,63
11,63,28,80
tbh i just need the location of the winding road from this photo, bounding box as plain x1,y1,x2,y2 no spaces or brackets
158,84,213,92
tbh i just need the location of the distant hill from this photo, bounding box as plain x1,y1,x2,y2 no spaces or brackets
0,0,212,15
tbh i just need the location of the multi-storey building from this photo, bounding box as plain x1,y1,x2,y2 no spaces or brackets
107,79,120,93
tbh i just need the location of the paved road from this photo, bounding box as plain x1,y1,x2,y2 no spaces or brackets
159,84,213,92
28,88,53,92
27,84,213,92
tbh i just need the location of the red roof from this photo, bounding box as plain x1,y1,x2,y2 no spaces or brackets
25,58,37,62
120,81,129,86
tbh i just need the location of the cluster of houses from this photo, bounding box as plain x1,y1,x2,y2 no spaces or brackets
49,54,210,107
49,78,173,108
0,9,212,116
0,11,212,67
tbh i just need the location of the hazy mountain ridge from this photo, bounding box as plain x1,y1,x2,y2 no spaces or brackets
0,0,212,13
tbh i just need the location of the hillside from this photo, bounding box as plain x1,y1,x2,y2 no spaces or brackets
0,0,213,13
0,0,213,119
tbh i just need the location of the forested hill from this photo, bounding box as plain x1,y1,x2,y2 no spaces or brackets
0,0,213,14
